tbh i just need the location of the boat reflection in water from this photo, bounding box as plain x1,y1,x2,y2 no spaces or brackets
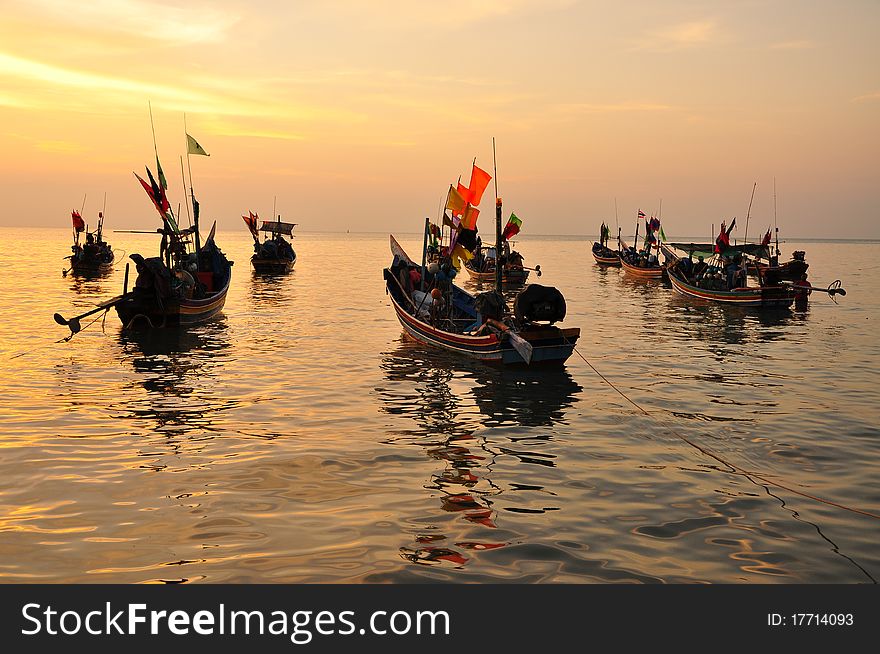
377,338,582,571
116,320,233,465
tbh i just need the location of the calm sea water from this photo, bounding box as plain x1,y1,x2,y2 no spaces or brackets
0,227,878,583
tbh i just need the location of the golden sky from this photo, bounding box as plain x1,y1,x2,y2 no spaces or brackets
0,0,877,237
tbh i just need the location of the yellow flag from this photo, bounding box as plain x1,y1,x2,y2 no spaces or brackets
450,243,474,271
445,184,466,216
186,133,210,156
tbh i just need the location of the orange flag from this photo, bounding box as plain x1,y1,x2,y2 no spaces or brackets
461,205,480,230
467,165,492,206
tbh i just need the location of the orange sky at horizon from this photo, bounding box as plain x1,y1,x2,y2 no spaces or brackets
0,0,877,238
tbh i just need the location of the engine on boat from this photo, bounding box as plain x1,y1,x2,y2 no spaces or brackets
514,284,566,324
475,290,507,321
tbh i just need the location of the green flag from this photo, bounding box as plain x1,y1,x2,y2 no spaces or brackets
156,156,167,190
659,225,667,242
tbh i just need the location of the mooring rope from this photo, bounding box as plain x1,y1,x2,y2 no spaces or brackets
569,343,880,521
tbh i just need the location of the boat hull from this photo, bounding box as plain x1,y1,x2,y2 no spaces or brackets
592,252,621,266
668,269,795,308
620,258,665,279
464,265,529,285
591,243,620,266
252,254,296,274
387,279,578,365
69,261,114,276
115,268,231,329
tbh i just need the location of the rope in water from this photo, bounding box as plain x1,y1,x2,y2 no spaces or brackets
569,344,880,521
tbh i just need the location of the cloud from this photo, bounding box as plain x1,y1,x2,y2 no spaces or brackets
0,51,365,128
0,51,213,109
852,91,880,104
637,20,719,52
13,0,239,45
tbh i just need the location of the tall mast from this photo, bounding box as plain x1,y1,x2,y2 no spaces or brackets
99,192,106,241
184,113,200,254
744,181,756,243
614,197,619,233
178,157,192,229
773,177,779,257
493,138,502,293
656,198,663,255
148,101,161,177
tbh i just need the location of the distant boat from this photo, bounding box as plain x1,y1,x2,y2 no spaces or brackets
463,243,534,285
65,208,114,276
619,211,666,279
619,245,665,279
463,213,537,285
591,222,620,266
243,213,297,274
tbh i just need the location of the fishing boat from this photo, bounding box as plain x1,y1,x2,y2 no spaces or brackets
663,244,796,308
591,223,620,266
65,208,114,276
54,122,232,335
243,212,297,274
591,243,620,266
463,243,534,285
619,245,665,279
462,212,537,285
619,211,666,279
385,235,577,365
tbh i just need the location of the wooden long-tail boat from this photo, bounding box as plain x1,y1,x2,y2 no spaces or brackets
463,219,537,285
463,247,531,285
591,222,620,266
591,242,620,266
619,212,666,279
385,236,578,365
663,245,795,308
114,227,232,329
244,213,297,274
65,207,114,277
619,247,666,279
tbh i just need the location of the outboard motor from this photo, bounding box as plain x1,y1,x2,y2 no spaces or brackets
474,290,507,321
514,284,566,324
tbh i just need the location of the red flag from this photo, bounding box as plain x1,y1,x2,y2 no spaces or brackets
71,210,85,233
467,165,491,206
502,213,522,240
761,229,771,247
134,172,164,216
145,166,170,214
714,221,731,254
457,182,473,206
242,212,259,239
